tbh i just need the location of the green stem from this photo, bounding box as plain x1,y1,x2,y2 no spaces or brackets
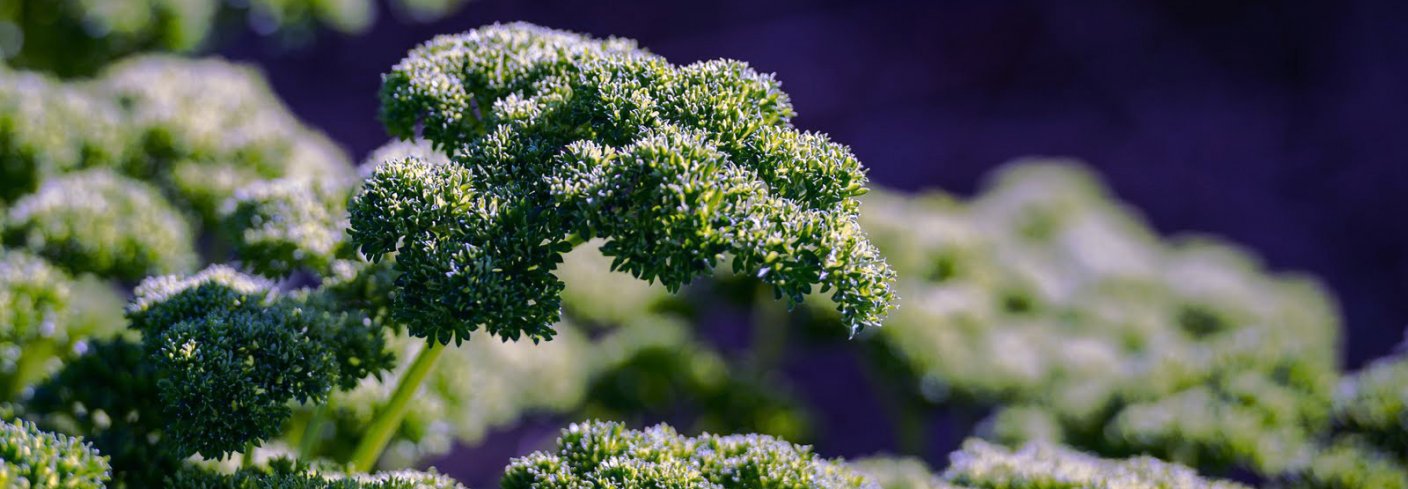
350,340,445,472
298,400,332,459
241,442,255,468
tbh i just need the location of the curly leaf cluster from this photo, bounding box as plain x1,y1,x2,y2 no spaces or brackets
844,161,1339,476
0,418,110,489
164,458,467,489
4,169,198,279
502,420,872,489
127,264,274,334
129,265,392,458
354,22,895,344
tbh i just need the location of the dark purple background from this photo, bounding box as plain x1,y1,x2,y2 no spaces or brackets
217,0,1408,482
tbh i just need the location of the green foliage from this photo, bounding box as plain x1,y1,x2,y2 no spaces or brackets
129,265,392,458
0,418,110,488
1278,351,1408,488
9,17,1402,489
0,252,72,397
0,68,129,202
220,178,349,277
0,0,215,77
1331,353,1408,456
0,0,474,77
127,264,274,335
940,439,1247,489
501,420,872,489
841,161,1339,475
0,55,350,233
852,442,1252,489
946,439,1244,489
848,457,946,489
1282,438,1408,489
165,458,467,489
0,251,123,398
4,169,198,279
26,338,179,488
289,238,808,469
155,303,339,458
558,239,813,442
101,56,350,223
354,22,895,345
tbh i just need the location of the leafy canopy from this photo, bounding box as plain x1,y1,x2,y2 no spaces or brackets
353,22,896,345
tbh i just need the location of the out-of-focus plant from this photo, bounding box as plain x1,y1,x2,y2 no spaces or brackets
1277,345,1408,488
4,169,198,280
0,0,215,77
1329,348,1408,457
0,0,475,77
1283,438,1408,489
0,251,124,399
0,68,130,202
849,456,944,489
810,160,1340,478
0,56,351,224
502,420,872,489
163,458,468,488
101,56,350,223
220,178,349,277
852,438,1249,489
